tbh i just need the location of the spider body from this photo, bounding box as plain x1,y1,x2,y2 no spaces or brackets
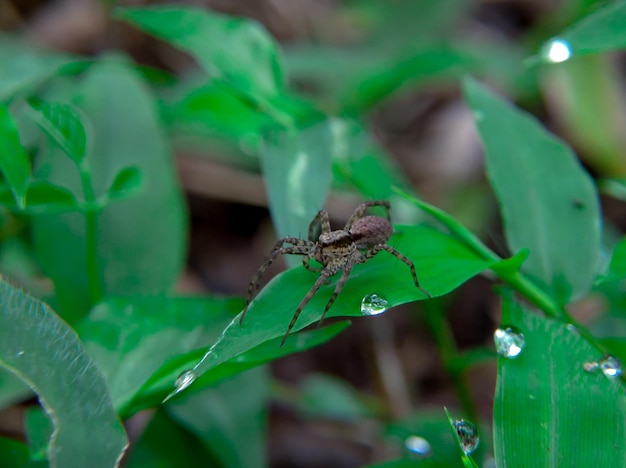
241,201,430,345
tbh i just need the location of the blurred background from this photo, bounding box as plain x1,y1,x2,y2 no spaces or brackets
1,0,626,466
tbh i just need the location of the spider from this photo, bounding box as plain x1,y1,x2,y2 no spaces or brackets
240,200,431,345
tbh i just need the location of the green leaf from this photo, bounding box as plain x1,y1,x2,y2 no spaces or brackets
115,6,284,98
130,321,349,413
607,237,626,279
333,121,414,203
0,437,29,468
167,367,269,468
26,98,87,164
0,278,127,467
190,224,494,380
599,177,626,201
0,103,31,208
32,59,188,321
126,410,215,467
494,293,626,466
0,36,76,101
0,367,29,410
167,80,275,147
443,408,480,468
381,411,476,468
0,181,79,214
540,1,626,60
540,55,626,175
298,373,372,420
76,296,239,416
463,77,600,303
25,406,53,461
103,166,143,202
259,120,333,266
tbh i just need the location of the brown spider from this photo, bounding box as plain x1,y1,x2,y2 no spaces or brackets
240,200,431,345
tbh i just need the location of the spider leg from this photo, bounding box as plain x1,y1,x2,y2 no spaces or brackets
308,209,331,241
241,237,315,324
281,270,332,346
344,200,391,230
366,244,431,298
316,262,354,328
302,254,323,273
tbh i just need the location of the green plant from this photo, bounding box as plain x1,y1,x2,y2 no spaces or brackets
1,1,626,467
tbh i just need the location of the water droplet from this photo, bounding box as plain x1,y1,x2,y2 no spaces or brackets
15,350,24,357
566,324,579,335
175,369,197,391
404,435,431,457
452,419,480,455
543,38,572,63
163,369,199,403
361,293,388,316
599,356,622,379
583,361,599,372
494,326,525,359
583,356,622,379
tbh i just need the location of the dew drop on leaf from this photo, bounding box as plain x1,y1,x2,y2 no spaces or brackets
494,325,525,359
599,356,622,379
543,38,572,63
452,419,480,455
360,293,388,316
175,369,197,391
404,435,431,457
583,356,622,379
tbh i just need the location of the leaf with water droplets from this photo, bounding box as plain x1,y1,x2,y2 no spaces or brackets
538,2,626,61
191,224,494,387
494,326,525,359
494,290,626,466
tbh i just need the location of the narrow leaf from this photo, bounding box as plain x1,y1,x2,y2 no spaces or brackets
463,77,600,302
540,1,626,61
0,278,127,467
0,104,31,208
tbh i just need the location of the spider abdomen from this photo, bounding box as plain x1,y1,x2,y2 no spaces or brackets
349,216,393,248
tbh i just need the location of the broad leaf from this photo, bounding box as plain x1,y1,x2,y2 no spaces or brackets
167,367,269,468
0,104,31,208
32,59,188,321
0,278,127,467
115,6,284,98
463,77,600,303
26,98,87,164
259,120,333,265
190,224,494,379
126,410,215,467
494,293,626,466
129,321,349,413
76,296,240,415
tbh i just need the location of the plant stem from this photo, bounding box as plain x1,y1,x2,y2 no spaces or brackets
79,163,103,304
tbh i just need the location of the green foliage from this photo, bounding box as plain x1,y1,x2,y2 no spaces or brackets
0,1,625,467
494,291,626,466
0,278,127,466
